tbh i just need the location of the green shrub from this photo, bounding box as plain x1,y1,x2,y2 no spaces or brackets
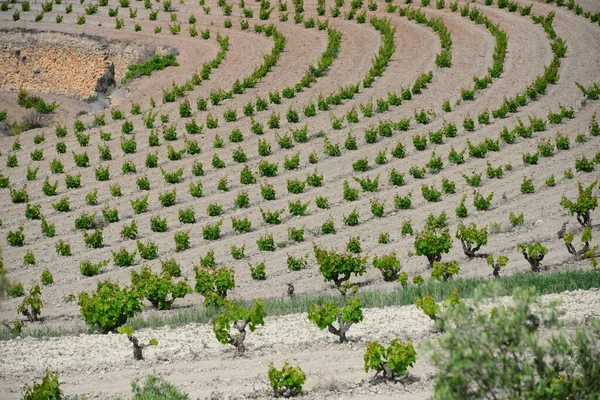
41,217,55,238
112,247,136,267
517,242,548,272
23,251,36,265
151,216,168,232
173,230,190,251
203,220,223,240
103,206,119,223
231,244,245,259
364,340,416,379
52,197,70,212
41,268,54,285
137,240,158,260
212,300,265,354
159,189,177,207
161,258,181,277
268,362,306,397
77,280,142,333
414,227,452,268
131,266,190,310
118,219,137,240
257,234,275,251
313,245,367,295
308,297,363,342
95,165,110,181
560,181,598,227
194,264,234,306
430,287,600,398
83,228,104,249
372,252,402,281
22,369,62,400
207,203,223,217
249,262,266,281
473,191,494,211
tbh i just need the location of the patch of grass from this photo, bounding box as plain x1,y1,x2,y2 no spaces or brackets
4,270,600,340
121,55,179,84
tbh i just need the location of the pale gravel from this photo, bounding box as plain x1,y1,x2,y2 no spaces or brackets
1,289,599,399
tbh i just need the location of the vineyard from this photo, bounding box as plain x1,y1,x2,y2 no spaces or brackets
0,0,599,397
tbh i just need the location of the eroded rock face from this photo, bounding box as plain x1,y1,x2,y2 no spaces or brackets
0,29,142,98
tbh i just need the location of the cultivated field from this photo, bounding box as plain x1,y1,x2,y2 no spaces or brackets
0,0,599,397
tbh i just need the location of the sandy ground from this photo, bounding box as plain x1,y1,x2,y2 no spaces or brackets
0,0,600,397
1,289,599,399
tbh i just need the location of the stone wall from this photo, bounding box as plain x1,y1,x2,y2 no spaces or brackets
0,30,143,98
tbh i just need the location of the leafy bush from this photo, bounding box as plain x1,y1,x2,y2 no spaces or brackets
372,252,402,281
257,234,275,251
77,280,142,333
250,262,266,280
150,216,168,233
136,240,158,260
473,191,493,211
308,297,363,342
414,227,452,268
430,286,600,399
213,299,265,354
18,285,43,322
131,266,190,310
517,242,548,272
80,259,109,277
421,185,442,202
131,195,149,214
268,362,306,397
7,226,25,247
456,223,488,258
174,231,190,251
42,217,56,237
55,240,71,256
364,339,416,379
83,228,104,249
431,261,460,281
22,369,63,400
203,220,223,240
112,247,136,267
521,177,535,194
313,245,367,295
159,189,177,207
560,182,597,227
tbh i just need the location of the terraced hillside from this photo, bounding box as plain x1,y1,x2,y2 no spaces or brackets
0,0,599,398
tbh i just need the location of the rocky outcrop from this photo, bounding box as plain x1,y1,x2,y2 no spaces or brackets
0,29,143,98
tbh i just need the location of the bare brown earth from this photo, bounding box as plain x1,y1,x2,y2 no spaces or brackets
0,0,600,398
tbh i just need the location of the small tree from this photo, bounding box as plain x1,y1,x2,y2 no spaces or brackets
313,245,367,295
517,242,548,272
193,265,235,306
564,227,597,261
372,252,402,281
430,285,600,399
213,299,265,354
431,261,460,281
22,369,62,400
268,362,306,397
77,280,142,333
17,285,43,322
456,223,488,258
560,181,597,227
414,227,452,268
487,255,508,278
307,297,363,343
117,326,158,360
364,339,416,380
131,266,190,310
416,290,460,324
